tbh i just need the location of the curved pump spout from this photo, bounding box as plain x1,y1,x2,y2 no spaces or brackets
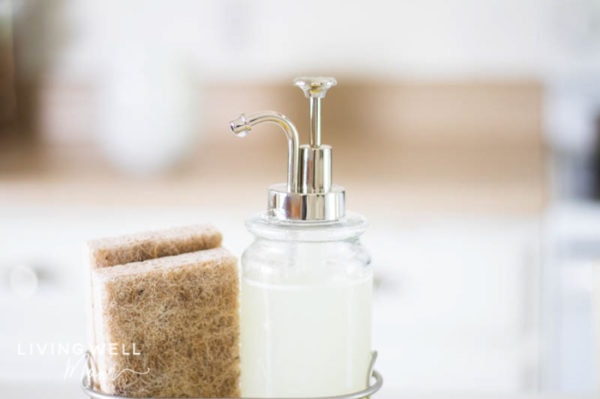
229,112,300,193
228,77,342,221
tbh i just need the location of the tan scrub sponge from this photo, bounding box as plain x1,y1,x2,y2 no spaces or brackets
87,224,223,268
87,225,239,398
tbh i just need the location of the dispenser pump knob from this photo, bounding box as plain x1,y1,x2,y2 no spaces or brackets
294,77,337,99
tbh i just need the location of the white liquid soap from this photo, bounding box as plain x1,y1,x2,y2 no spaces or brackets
241,275,372,397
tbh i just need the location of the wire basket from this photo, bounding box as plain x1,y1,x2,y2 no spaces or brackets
81,350,383,399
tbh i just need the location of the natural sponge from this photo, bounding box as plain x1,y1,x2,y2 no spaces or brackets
87,225,239,398
87,224,223,268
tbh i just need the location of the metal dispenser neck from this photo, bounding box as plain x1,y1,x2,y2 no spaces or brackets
229,76,345,222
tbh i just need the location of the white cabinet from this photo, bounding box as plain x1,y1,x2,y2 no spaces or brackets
367,215,541,394
541,203,600,393
0,206,541,393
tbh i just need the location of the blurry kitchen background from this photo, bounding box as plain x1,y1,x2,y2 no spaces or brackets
1,0,600,397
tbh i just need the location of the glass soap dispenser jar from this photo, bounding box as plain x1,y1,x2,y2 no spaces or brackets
229,77,372,398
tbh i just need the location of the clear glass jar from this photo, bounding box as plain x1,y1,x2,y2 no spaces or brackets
239,212,372,398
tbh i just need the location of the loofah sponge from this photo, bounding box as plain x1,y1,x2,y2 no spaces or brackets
87,225,239,398
87,224,223,268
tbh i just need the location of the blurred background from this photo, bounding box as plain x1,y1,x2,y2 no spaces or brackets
1,0,600,397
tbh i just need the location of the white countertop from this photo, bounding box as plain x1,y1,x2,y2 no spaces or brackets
0,381,595,399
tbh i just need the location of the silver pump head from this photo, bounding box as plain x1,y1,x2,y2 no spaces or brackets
229,76,345,222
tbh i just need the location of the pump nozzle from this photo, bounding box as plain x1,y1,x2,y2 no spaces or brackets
228,77,345,221
229,111,300,193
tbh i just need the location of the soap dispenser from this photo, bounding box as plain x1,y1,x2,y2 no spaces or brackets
229,77,372,398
